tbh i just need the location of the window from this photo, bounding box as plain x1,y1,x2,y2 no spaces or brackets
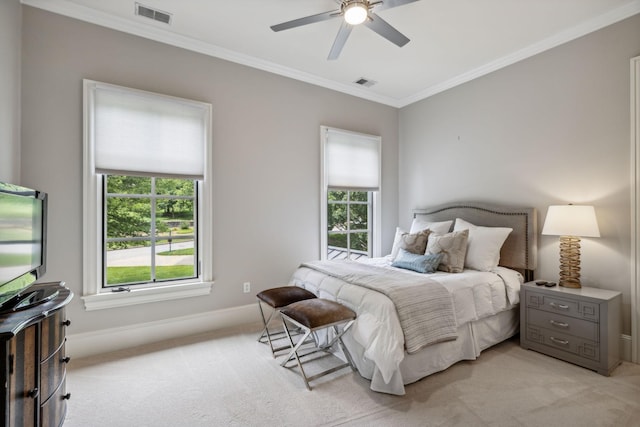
320,126,381,260
82,80,213,310
327,190,371,260
104,175,198,287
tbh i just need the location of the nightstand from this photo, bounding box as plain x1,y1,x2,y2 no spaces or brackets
520,281,621,376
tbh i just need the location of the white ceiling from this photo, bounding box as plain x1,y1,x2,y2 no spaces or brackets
22,0,640,107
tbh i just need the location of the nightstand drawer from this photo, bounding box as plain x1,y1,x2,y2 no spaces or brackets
525,291,599,321
525,325,600,361
526,308,598,341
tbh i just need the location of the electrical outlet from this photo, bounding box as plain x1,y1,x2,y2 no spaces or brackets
243,282,251,293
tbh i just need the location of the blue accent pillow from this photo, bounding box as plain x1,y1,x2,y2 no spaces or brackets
391,249,444,274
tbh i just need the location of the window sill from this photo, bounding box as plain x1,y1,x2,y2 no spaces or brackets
81,281,213,311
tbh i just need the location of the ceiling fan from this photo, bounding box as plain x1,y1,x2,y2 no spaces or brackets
270,0,420,60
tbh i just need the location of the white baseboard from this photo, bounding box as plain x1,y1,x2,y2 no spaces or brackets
68,309,636,363
67,303,260,359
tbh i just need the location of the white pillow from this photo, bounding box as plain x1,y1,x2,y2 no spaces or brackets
453,218,512,271
409,218,453,235
390,227,406,259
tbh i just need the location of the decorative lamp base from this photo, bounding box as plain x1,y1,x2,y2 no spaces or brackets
558,235,581,288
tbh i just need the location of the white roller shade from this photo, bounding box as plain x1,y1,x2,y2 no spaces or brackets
88,80,210,179
324,127,380,191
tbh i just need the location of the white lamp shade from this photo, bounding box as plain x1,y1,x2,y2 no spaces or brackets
542,205,600,237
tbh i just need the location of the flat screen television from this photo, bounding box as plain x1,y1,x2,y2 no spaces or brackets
0,181,47,311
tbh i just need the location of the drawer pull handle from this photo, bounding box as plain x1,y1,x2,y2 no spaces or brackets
550,336,569,346
62,320,71,327
62,393,71,400
549,302,569,310
62,356,71,364
28,388,39,399
549,320,569,328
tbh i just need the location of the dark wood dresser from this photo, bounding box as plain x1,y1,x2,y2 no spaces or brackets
0,282,73,427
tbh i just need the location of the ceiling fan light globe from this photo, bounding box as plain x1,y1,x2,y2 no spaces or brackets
344,3,368,25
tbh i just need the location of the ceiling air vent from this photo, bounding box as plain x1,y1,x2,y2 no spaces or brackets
135,3,172,25
354,77,377,88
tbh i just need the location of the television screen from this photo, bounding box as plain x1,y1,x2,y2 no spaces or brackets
0,182,47,309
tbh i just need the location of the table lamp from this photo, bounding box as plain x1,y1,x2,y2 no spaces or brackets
541,205,600,288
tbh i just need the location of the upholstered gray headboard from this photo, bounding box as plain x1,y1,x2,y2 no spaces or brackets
413,202,537,279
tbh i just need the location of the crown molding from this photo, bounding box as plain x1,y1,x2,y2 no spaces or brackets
21,0,640,109
398,1,640,107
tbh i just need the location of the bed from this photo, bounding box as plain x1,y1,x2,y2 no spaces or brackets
290,202,537,395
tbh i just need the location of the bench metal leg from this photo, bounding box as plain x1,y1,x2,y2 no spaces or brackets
279,314,356,390
257,301,293,357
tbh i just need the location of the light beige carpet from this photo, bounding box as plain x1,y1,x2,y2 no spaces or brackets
65,323,640,426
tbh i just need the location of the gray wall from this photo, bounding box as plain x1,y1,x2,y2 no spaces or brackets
399,13,640,335
0,0,21,183
17,5,640,341
20,7,399,335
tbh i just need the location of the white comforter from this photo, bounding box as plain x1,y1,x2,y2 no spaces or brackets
290,256,523,392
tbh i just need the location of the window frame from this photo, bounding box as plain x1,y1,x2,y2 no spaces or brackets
320,126,381,261
82,80,213,311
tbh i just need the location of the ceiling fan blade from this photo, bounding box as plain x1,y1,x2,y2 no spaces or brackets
328,21,353,60
270,10,340,32
364,13,410,47
374,0,421,12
